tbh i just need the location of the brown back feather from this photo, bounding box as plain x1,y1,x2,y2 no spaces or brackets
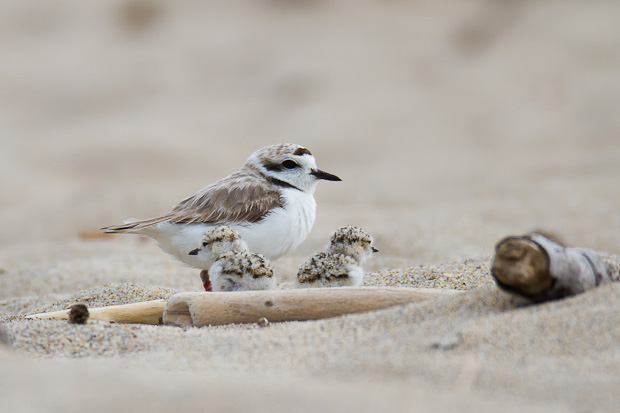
102,166,283,233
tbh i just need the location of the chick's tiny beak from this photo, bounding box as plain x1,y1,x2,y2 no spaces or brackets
311,169,342,182
188,248,200,256
372,247,379,253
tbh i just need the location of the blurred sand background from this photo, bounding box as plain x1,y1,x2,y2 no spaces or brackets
1,0,620,411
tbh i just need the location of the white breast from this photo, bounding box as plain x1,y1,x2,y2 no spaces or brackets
235,188,316,260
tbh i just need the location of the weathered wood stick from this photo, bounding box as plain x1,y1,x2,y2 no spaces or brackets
163,287,462,327
491,233,620,302
25,299,167,325
25,288,461,326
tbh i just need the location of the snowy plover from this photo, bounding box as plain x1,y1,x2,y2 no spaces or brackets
297,226,378,288
189,228,275,291
209,251,276,292
102,143,341,269
188,226,249,291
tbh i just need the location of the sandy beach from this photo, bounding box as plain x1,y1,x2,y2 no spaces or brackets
2,1,620,411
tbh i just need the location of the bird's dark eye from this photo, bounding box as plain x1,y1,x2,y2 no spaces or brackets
202,242,209,247
282,160,298,169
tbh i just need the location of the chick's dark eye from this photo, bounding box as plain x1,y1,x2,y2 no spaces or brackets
202,242,209,247
282,160,298,169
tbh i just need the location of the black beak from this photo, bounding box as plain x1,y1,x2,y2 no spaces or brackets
188,248,200,256
372,247,379,253
311,169,342,182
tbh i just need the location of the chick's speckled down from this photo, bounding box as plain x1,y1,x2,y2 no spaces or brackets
217,251,274,279
297,252,357,283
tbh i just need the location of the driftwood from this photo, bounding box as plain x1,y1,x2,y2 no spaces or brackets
491,233,620,302
26,300,167,325
163,287,461,327
25,287,460,326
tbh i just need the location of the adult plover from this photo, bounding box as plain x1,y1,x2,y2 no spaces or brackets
102,143,341,269
189,228,275,291
297,226,378,288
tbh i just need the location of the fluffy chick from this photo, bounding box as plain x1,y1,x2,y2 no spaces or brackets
297,226,378,288
189,226,249,291
209,251,276,292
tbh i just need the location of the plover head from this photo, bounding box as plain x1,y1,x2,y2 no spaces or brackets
188,226,248,258
246,143,341,194
327,226,378,264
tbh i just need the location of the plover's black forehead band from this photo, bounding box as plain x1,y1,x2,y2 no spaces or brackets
293,147,312,156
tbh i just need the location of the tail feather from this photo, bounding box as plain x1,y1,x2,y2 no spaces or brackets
101,215,173,233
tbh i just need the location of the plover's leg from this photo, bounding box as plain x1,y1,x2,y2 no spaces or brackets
200,269,212,292
491,237,552,298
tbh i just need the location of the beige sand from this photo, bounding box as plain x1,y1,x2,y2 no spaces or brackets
2,0,620,411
